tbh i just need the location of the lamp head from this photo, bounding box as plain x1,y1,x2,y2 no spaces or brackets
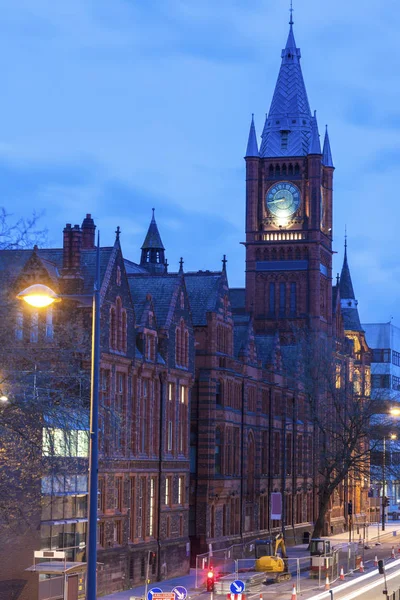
17,284,59,308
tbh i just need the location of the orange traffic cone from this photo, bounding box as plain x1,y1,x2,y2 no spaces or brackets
325,575,330,591
291,584,297,600
259,594,263,600
359,560,364,573
340,566,345,580
374,555,378,566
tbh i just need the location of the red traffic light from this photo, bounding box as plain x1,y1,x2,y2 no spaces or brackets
207,571,214,579
206,570,215,592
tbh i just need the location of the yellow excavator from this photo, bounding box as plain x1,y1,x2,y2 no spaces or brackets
254,534,291,583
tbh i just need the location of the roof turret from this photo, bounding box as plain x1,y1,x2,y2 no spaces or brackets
340,236,363,332
140,209,166,274
245,115,259,157
322,125,334,167
309,111,321,154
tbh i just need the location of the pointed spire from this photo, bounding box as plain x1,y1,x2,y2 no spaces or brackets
339,233,363,331
260,14,312,158
322,125,334,167
140,209,166,273
309,111,321,154
245,114,259,157
179,257,184,273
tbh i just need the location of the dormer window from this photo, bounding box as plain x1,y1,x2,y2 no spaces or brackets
281,131,288,150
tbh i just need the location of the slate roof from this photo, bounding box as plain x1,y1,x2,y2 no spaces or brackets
229,288,245,313
127,274,180,328
184,271,222,326
341,307,363,332
0,247,115,298
254,335,276,365
260,24,313,158
232,314,251,358
124,258,148,275
245,115,259,157
322,126,334,167
340,248,355,300
141,211,165,250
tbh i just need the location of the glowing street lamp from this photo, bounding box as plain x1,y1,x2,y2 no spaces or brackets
17,283,60,308
390,407,400,417
16,239,100,600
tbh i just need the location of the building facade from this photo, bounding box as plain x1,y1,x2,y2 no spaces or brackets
0,12,373,600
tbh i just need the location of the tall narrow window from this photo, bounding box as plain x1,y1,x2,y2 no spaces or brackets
215,428,222,475
178,476,184,505
149,477,156,536
129,477,135,541
30,311,39,343
279,283,286,317
269,283,275,316
290,282,297,316
45,308,53,339
15,310,23,340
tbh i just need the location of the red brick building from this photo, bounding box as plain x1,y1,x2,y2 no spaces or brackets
0,14,371,600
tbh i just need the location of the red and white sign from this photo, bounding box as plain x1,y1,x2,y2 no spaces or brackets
152,594,175,600
270,492,282,520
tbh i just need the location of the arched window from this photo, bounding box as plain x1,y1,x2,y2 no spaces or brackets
247,433,255,498
275,165,280,177
288,163,293,175
269,165,274,177
110,306,116,350
294,163,300,175
116,266,121,286
215,428,222,475
122,310,127,352
15,310,23,340
116,297,123,351
282,164,287,176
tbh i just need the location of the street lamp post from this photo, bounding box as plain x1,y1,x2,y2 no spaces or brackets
17,236,101,599
382,433,397,532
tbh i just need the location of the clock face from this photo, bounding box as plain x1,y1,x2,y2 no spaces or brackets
266,182,301,219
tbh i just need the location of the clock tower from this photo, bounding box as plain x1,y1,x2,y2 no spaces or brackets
244,15,334,337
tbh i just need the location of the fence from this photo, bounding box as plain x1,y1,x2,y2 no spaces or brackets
195,540,365,592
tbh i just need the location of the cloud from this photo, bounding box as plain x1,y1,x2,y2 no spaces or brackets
0,0,400,321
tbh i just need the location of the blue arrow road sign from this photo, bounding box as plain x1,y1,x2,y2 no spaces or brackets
230,581,245,594
172,586,187,600
148,588,163,600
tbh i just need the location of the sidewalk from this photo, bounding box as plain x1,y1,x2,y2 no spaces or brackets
100,521,400,599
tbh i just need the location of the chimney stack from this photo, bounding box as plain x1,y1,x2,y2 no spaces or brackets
81,214,96,249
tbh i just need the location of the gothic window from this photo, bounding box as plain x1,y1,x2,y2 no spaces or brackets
156,251,160,263
282,163,287,175
215,380,222,406
269,283,275,316
30,311,39,343
175,319,189,367
179,385,188,454
247,433,255,498
15,310,23,340
269,165,274,177
279,248,284,260
110,307,116,350
180,291,184,309
261,430,269,475
288,163,293,175
116,297,122,351
275,165,280,177
263,249,269,261
116,266,121,286
294,163,300,175
121,310,127,352
279,283,286,317
46,308,54,339
146,251,150,262
215,427,222,475
290,282,297,316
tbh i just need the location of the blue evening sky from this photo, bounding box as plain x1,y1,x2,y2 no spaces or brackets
1,0,399,324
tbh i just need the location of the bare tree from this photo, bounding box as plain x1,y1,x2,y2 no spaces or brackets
0,207,47,250
285,329,384,539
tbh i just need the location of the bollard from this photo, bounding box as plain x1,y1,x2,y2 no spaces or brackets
340,566,344,580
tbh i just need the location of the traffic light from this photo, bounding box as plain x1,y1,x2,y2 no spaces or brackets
384,496,390,507
206,569,215,592
149,551,156,565
348,501,353,515
378,559,385,575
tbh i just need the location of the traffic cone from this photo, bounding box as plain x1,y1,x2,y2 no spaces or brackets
340,566,345,580
291,584,297,599
325,575,330,591
374,555,378,566
259,594,263,600
359,560,364,573
392,546,395,559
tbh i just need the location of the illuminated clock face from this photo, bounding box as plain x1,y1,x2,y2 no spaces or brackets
266,182,301,219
